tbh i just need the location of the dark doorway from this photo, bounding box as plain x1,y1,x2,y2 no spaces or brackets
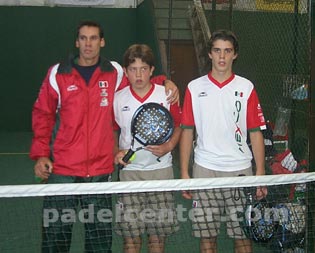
169,40,200,104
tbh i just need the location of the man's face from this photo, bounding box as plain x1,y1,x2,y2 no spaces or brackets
124,58,154,92
208,39,237,74
76,26,105,66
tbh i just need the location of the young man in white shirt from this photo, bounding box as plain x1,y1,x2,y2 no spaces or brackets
114,44,182,253
180,30,267,253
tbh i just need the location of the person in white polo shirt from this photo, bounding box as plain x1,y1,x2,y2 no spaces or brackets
180,30,267,253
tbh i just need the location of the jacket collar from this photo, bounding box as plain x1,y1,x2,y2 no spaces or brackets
57,55,115,74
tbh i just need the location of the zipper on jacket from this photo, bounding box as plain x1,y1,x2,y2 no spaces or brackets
86,87,90,177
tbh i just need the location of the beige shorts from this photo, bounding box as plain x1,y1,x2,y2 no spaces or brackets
115,167,179,237
191,163,253,239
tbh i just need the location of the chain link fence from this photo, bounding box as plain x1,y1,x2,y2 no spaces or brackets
198,1,312,251
200,0,311,165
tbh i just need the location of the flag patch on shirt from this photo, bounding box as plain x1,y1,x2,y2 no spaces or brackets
99,81,108,88
235,91,243,97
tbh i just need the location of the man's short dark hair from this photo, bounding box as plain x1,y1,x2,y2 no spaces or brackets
208,30,239,54
76,20,104,39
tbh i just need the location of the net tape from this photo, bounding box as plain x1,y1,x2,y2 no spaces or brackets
0,172,314,198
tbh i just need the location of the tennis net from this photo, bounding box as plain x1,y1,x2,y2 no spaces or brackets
0,172,314,253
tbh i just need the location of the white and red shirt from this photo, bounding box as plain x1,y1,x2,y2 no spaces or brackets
114,83,181,171
181,73,266,172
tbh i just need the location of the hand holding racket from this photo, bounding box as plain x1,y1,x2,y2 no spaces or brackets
117,102,174,170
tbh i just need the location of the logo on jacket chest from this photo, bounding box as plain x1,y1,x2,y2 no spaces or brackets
67,84,78,91
99,81,109,88
100,97,109,107
100,89,108,97
99,81,109,107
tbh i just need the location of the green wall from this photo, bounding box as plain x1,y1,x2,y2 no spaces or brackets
1,3,311,132
0,4,161,132
136,0,163,75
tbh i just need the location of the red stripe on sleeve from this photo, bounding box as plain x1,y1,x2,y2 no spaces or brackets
247,89,266,130
170,102,182,127
181,89,195,127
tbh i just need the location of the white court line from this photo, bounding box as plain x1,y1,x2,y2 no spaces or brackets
0,152,29,155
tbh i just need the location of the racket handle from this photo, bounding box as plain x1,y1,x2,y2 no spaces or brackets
117,163,124,171
117,149,135,170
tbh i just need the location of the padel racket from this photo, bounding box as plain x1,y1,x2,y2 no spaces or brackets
242,186,277,243
118,102,174,170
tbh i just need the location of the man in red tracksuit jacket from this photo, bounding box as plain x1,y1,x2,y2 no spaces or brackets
30,20,178,253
